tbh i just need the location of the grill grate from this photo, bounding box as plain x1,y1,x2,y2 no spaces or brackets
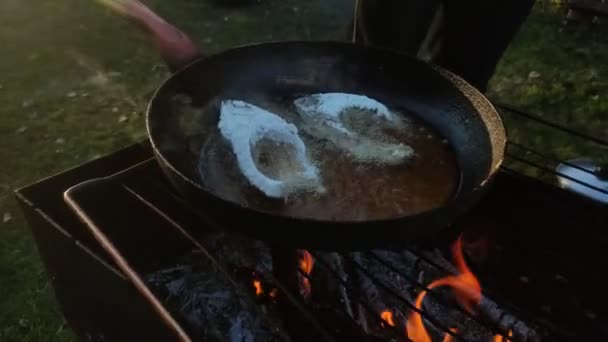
497,103,608,198
59,103,608,342
302,248,532,342
166,103,602,341
114,175,543,341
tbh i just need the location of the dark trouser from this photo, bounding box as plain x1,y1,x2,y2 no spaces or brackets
351,0,535,92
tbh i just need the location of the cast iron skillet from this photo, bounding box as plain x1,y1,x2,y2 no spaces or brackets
103,0,506,250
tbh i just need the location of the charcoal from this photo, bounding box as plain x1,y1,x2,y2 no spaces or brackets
326,252,355,319
420,249,541,341
145,232,290,342
206,233,273,274
310,248,541,341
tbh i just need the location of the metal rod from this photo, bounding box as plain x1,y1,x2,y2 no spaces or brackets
342,254,469,342
508,142,600,178
506,153,608,195
367,251,515,342
310,252,410,341
496,103,608,148
125,184,333,342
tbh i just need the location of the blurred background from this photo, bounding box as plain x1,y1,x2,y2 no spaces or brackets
0,0,606,340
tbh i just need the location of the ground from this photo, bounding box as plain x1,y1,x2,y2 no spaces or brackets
0,0,606,341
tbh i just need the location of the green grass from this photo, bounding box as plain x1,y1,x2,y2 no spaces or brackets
489,2,608,174
0,0,606,340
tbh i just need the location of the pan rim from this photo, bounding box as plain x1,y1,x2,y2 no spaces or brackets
145,40,506,225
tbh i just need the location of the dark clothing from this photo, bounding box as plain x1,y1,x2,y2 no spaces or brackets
351,0,535,92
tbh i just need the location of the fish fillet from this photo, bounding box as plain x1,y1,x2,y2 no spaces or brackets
218,100,323,198
294,93,414,165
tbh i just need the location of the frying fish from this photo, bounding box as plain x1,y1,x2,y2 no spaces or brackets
218,100,324,198
293,93,414,165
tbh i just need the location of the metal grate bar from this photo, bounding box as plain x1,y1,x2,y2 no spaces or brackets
365,251,513,341
366,252,474,319
341,253,469,342
139,180,479,341
307,253,410,341
124,182,337,342
496,103,608,148
402,246,558,342
142,179,516,341
495,103,608,200
497,166,521,177
507,142,599,178
506,153,608,195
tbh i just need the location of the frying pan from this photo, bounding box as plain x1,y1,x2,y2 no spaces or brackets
97,0,506,250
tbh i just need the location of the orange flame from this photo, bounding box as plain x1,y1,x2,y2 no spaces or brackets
442,328,458,342
492,330,513,342
253,279,263,296
299,250,314,298
380,310,395,327
451,236,482,313
406,235,483,341
406,284,433,342
299,250,314,274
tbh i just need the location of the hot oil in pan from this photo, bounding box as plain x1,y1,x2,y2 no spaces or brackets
198,96,460,221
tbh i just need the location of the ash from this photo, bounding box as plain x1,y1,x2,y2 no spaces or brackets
145,233,290,342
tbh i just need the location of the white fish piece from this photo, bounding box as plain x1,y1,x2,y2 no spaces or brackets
293,93,414,165
218,100,323,198
293,93,394,135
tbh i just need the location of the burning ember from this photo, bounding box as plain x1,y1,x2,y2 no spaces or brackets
442,328,458,342
298,250,314,298
253,279,263,296
450,236,482,314
405,235,500,342
251,276,280,303
493,330,513,342
380,310,395,327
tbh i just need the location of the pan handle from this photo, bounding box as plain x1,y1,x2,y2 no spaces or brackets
95,0,203,72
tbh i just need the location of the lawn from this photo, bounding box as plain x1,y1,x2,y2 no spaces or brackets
0,0,606,341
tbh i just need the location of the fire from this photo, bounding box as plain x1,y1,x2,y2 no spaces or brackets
406,235,483,342
451,236,482,313
299,250,314,298
406,286,433,342
442,328,458,342
492,330,513,342
380,310,395,327
299,250,314,275
253,279,263,296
